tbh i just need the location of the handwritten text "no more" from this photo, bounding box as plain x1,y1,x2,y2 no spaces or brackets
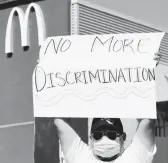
43,35,150,55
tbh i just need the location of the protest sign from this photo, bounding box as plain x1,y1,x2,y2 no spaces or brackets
33,33,164,118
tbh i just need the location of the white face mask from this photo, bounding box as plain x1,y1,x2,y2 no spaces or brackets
92,136,121,158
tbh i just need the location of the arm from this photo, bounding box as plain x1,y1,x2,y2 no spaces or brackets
54,119,78,155
119,119,156,163
134,119,155,152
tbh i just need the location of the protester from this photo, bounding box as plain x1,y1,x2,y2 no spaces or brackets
54,53,160,163
54,118,156,163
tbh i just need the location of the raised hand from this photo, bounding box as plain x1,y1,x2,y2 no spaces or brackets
153,52,161,66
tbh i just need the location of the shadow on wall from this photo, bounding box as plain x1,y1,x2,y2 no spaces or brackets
0,0,44,10
155,101,168,137
34,118,59,163
34,118,88,163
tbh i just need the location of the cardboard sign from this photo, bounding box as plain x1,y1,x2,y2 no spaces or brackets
33,33,164,118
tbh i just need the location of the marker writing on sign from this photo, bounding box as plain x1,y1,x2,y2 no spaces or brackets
91,36,149,53
43,35,150,55
35,67,155,92
44,38,71,55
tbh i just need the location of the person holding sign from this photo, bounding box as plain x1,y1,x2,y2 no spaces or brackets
54,53,160,163
54,118,156,163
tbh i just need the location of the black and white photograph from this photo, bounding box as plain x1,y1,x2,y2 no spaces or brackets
0,0,168,163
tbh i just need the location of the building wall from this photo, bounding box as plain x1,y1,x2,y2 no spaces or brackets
89,0,168,31
0,0,70,162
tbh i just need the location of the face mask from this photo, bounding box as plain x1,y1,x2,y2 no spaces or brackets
92,136,121,158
